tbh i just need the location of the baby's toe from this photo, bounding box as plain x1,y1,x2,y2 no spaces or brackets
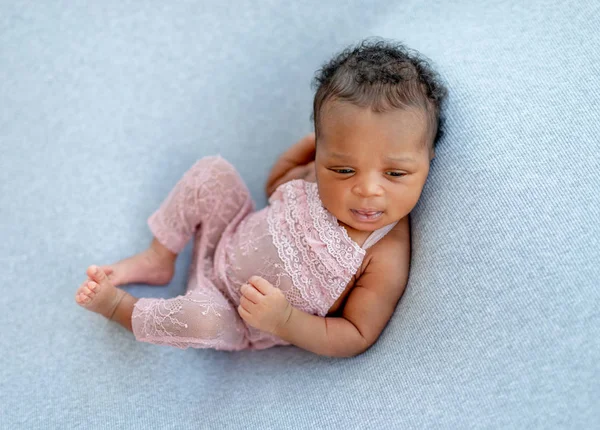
76,281,87,294
86,265,98,279
75,280,95,303
87,265,112,288
75,291,90,304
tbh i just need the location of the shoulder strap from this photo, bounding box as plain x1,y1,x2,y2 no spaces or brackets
361,221,398,250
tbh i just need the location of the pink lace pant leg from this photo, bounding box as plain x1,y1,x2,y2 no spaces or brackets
146,155,255,256
130,155,254,351
131,276,251,351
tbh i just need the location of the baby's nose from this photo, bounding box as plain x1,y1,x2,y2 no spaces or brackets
353,178,383,197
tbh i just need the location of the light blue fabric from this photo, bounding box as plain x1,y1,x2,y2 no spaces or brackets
1,0,598,428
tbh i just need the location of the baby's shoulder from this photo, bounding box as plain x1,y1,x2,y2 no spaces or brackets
374,216,410,251
353,216,411,291
362,216,411,267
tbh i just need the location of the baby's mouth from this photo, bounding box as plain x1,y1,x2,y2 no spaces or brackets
351,209,384,222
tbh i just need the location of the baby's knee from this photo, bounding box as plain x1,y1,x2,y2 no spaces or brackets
184,156,237,184
191,155,234,173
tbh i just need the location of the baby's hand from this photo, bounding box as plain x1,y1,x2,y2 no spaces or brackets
267,161,316,196
238,276,292,335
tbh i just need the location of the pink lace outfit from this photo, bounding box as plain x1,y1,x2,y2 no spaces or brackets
131,156,397,351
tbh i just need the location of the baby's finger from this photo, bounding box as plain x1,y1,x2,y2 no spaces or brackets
240,295,255,311
238,304,251,320
241,283,261,303
248,276,273,295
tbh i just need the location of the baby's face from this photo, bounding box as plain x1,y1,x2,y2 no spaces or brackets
315,101,434,232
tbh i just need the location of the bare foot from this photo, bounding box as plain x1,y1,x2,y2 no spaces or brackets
92,240,176,287
75,265,126,319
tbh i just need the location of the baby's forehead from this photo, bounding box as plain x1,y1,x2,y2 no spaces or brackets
319,124,429,155
319,102,431,144
322,99,427,123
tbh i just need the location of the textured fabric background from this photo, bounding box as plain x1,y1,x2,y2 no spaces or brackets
1,0,598,428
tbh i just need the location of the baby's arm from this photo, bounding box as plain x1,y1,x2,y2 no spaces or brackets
274,230,410,357
265,133,316,197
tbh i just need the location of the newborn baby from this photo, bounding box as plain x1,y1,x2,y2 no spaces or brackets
75,38,448,357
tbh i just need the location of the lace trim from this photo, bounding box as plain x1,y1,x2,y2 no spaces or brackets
304,182,366,265
267,180,365,315
306,182,397,251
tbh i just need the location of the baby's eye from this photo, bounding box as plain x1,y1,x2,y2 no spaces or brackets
386,171,406,177
332,169,354,174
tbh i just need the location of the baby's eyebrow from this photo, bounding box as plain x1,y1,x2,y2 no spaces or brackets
328,152,353,160
326,152,417,164
385,155,417,164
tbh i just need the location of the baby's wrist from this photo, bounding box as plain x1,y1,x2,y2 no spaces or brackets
274,305,295,338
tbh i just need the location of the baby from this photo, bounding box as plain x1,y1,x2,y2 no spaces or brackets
75,39,448,358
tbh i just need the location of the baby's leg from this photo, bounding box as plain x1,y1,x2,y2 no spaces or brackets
148,155,253,257
90,156,250,288
93,238,177,288
131,277,250,351
76,265,249,351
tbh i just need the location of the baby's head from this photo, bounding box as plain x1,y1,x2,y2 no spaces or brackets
311,38,448,232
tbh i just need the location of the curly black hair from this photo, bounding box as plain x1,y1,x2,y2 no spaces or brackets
311,38,448,150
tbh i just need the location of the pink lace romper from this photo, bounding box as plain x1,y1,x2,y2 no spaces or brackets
131,156,397,351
